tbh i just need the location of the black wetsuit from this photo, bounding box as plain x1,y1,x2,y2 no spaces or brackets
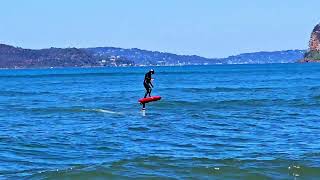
143,72,153,98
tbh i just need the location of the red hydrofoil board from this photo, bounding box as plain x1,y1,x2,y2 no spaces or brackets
139,96,161,104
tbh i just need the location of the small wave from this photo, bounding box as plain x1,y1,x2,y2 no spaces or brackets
82,109,123,115
155,99,268,109
155,100,199,109
29,165,120,180
23,156,320,179
26,107,123,115
217,99,267,106
157,87,274,94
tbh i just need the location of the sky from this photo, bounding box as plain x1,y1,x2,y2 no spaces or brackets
0,0,319,58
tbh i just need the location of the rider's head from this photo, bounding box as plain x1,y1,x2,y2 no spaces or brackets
150,69,155,74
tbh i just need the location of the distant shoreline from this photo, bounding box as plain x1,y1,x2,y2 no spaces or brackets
1,62,315,71
0,43,305,69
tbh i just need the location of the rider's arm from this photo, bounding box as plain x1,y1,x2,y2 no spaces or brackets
144,74,148,83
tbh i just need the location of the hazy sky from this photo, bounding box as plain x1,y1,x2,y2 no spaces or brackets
0,0,319,57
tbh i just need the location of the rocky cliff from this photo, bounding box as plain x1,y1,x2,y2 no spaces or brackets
303,23,320,62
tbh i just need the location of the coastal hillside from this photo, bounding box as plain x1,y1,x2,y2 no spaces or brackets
0,44,97,68
303,23,320,62
219,50,304,64
0,44,133,68
84,47,212,65
85,47,304,65
0,43,305,68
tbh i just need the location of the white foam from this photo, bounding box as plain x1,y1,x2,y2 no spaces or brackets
83,108,123,115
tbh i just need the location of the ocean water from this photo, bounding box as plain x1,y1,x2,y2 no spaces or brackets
0,64,320,179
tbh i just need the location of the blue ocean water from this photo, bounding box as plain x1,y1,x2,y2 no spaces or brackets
0,64,320,179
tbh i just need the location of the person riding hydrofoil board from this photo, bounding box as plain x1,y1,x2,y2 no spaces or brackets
144,69,154,98
141,69,155,110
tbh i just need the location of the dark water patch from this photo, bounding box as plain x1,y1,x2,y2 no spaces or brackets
312,95,320,100
128,126,150,132
185,124,210,131
309,86,320,91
